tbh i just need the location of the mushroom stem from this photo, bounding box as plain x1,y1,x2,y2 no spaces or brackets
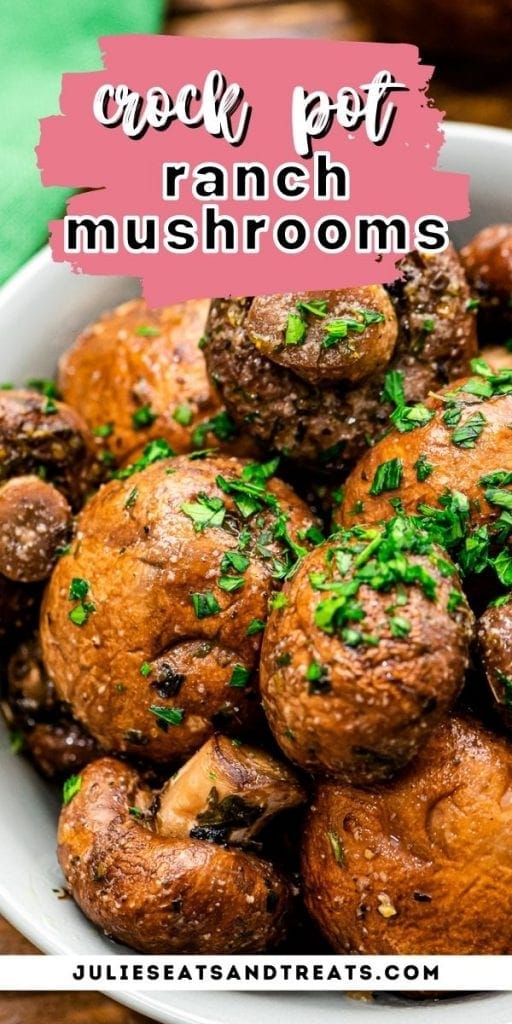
155,734,305,845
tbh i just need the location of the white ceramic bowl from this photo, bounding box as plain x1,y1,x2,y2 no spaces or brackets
1,122,512,1024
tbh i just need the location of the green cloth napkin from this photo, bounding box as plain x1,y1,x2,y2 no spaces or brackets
0,0,164,285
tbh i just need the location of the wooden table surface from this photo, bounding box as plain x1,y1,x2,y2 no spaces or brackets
1,1,510,1021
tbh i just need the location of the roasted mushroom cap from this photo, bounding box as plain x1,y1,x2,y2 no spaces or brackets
246,287,397,386
338,368,512,535
203,248,476,472
58,298,255,463
302,715,512,954
58,744,303,953
0,389,98,509
0,475,72,582
461,224,512,343
41,454,317,762
260,520,473,782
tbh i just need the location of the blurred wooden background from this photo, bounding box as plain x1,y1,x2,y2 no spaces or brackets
1,0,510,1021
166,0,512,128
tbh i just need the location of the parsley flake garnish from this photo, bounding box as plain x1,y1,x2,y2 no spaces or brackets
285,312,307,345
447,590,464,613
322,308,384,349
135,325,160,337
191,591,221,618
93,422,114,438
451,410,487,448
220,551,250,574
382,369,405,408
390,403,434,433
327,830,345,866
296,299,328,318
63,774,82,805
389,615,411,638
132,404,157,430
181,493,225,531
67,578,96,627
229,665,250,688
173,403,193,426
68,578,90,601
28,378,60,399
414,453,434,482
191,410,237,449
149,706,184,726
124,487,138,509
369,458,403,496
113,439,175,480
218,575,245,592
68,603,95,627
246,618,265,636
443,404,463,428
306,659,331,694
129,806,145,819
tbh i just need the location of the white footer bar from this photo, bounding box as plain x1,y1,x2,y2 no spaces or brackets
0,955,509,990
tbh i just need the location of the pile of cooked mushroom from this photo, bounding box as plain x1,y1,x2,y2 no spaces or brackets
3,223,512,958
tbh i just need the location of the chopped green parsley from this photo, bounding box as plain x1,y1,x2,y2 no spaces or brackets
369,458,403,496
191,591,221,618
63,774,82,805
132,404,157,430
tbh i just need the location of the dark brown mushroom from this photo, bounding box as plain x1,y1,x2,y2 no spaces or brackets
302,715,512,954
0,475,72,582
58,742,304,953
260,520,473,782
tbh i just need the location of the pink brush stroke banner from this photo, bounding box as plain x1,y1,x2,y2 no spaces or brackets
37,36,469,306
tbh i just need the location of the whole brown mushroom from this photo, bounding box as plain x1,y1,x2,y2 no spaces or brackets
0,476,72,582
203,248,476,472
302,715,512,954
58,298,256,464
260,518,473,782
0,388,98,509
58,739,305,953
246,286,397,386
0,389,99,642
41,454,317,763
338,365,512,535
